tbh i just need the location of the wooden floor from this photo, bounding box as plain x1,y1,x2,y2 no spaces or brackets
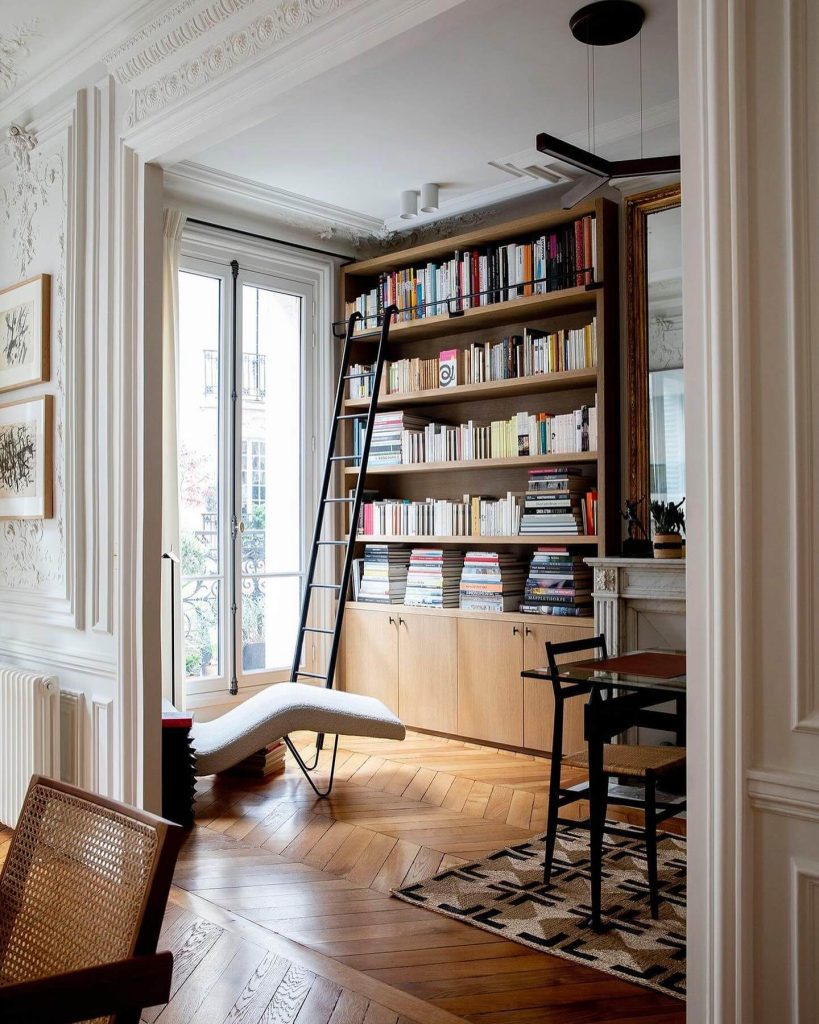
163,731,685,1024
0,735,685,1023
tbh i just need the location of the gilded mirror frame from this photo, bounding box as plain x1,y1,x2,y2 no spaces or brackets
624,182,682,527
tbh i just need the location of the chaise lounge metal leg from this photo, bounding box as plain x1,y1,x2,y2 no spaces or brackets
283,734,339,798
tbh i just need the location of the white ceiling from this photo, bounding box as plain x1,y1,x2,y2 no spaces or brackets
0,0,143,95
190,0,680,225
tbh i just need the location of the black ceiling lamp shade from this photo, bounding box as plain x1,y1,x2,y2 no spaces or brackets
538,1,680,209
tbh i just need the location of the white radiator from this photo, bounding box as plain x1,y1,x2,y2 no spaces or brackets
0,665,60,827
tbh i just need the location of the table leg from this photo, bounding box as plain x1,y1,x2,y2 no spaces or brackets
587,691,606,931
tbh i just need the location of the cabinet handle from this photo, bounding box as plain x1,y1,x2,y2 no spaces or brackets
512,626,521,636
388,616,396,625
398,616,406,626
524,626,533,637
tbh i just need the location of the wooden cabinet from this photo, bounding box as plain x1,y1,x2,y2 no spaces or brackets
522,621,593,753
457,619,524,747
398,613,458,733
342,606,399,714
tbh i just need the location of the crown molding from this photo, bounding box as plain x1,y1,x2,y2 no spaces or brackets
164,159,382,244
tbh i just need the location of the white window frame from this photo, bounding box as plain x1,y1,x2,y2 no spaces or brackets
178,223,338,710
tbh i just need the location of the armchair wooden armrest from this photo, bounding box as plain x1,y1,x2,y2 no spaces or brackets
0,950,174,1024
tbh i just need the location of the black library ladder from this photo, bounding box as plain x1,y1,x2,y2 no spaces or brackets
284,305,397,794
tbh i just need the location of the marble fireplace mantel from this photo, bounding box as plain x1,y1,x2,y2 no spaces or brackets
585,557,687,656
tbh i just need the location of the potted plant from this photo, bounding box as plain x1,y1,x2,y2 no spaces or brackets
650,498,685,559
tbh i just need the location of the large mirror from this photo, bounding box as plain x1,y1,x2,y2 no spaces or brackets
625,184,683,532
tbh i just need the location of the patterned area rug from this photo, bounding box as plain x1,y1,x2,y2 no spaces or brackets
392,824,686,1000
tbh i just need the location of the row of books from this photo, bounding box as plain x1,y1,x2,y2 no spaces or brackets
346,323,597,400
353,544,594,619
520,467,597,537
224,740,286,778
346,215,597,326
358,493,523,538
352,405,598,466
519,547,593,617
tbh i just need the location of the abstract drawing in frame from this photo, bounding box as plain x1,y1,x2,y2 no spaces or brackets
0,395,53,519
0,274,51,394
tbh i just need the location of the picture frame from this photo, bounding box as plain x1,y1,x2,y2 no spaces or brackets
0,274,51,395
0,394,53,520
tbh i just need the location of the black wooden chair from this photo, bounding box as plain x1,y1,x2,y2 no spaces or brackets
542,636,686,919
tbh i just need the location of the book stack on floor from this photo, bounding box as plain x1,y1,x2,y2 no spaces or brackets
353,411,429,466
404,548,464,608
519,547,593,618
225,740,286,778
519,467,589,536
459,551,527,612
358,544,409,603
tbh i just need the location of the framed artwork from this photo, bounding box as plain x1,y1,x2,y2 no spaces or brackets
0,274,51,394
0,395,53,519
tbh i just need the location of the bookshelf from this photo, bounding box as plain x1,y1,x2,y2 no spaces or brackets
337,196,620,751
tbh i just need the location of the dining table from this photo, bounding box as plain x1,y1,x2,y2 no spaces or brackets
521,649,687,931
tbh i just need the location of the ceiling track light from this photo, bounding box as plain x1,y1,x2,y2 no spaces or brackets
420,183,439,213
400,190,418,219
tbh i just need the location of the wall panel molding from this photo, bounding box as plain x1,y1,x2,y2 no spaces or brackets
92,697,114,797
747,768,819,824
791,858,819,1022
59,689,84,786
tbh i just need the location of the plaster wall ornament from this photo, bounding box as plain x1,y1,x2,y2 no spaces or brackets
0,20,38,95
103,0,258,86
0,129,66,591
126,0,346,126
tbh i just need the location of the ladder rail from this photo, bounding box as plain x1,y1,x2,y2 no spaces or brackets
289,311,362,682
322,305,397,691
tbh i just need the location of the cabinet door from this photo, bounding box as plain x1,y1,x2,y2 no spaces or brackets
398,613,457,733
457,619,524,747
343,607,399,715
522,621,593,752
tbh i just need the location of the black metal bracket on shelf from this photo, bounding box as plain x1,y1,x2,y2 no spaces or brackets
334,266,597,338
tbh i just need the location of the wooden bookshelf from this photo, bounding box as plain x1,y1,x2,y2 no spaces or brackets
337,196,620,751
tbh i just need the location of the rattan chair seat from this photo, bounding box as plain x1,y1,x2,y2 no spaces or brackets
563,743,686,777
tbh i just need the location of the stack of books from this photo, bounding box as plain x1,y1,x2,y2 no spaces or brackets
459,551,527,612
225,740,286,778
519,467,589,536
519,547,593,617
404,548,464,608
358,544,409,603
353,411,429,466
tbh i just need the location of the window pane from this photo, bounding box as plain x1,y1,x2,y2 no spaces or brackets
178,271,222,679
241,286,302,575
241,575,301,672
182,577,222,679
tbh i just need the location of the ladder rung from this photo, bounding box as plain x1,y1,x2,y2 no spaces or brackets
295,670,327,680
338,413,366,420
304,626,335,635
343,372,371,380
309,583,341,590
317,540,347,546
330,455,357,462
324,497,354,503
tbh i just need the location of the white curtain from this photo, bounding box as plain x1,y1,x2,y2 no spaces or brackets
160,209,187,707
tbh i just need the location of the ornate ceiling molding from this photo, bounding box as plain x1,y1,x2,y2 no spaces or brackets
0,20,38,95
103,0,257,86
122,0,347,127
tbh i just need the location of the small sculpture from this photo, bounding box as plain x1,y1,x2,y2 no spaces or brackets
621,497,653,557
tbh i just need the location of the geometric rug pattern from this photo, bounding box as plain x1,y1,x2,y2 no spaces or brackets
393,824,686,1000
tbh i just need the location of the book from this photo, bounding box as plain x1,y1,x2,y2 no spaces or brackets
224,740,287,778
405,548,464,608
438,349,458,388
358,544,410,603
358,492,522,538
519,546,593,617
460,551,527,612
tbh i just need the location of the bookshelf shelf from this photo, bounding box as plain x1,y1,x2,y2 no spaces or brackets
349,285,597,344
349,534,599,546
344,451,598,477
345,367,599,410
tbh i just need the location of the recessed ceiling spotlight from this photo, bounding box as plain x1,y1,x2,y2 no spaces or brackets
420,183,439,213
400,190,418,219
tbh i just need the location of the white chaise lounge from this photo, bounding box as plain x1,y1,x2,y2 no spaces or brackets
188,682,405,795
